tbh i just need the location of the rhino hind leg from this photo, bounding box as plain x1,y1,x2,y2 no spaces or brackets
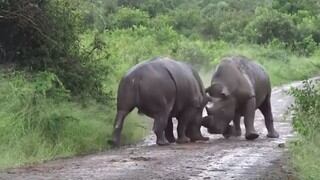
176,121,190,144
165,118,176,143
259,95,279,138
176,113,191,144
108,109,132,147
153,114,170,146
186,123,209,142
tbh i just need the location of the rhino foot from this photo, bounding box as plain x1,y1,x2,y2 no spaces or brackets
222,125,234,139
107,139,120,148
234,130,242,137
166,136,176,143
245,132,259,140
156,139,170,146
267,131,279,138
176,137,190,144
190,135,209,142
222,133,231,139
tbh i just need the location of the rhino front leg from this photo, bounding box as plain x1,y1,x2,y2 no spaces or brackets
233,113,242,137
244,98,259,140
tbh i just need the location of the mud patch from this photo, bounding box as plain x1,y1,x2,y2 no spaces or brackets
130,156,154,161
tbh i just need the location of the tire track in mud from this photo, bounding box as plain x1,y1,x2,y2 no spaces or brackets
1,77,319,180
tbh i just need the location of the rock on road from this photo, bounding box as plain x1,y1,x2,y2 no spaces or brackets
1,77,319,180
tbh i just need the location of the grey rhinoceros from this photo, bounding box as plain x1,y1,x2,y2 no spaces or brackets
109,57,209,146
202,56,279,140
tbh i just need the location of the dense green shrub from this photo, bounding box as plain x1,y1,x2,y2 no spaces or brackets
111,7,149,29
0,0,109,101
0,0,80,67
289,81,320,137
245,8,297,45
171,8,202,37
118,0,183,17
289,81,320,180
0,71,147,168
272,0,320,16
199,1,252,41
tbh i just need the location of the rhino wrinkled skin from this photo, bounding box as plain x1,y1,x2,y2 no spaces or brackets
203,56,279,140
109,57,209,146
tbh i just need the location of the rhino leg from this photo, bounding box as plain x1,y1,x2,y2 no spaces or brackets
154,114,170,146
223,116,241,138
165,118,176,143
259,95,279,138
244,98,259,140
222,125,234,139
233,113,242,137
187,122,209,142
109,110,132,147
176,112,191,144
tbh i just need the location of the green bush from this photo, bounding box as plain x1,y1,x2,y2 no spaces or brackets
0,71,147,168
289,81,320,137
199,1,252,41
171,8,202,37
289,81,320,180
112,7,149,29
245,7,297,45
0,0,109,101
175,41,211,69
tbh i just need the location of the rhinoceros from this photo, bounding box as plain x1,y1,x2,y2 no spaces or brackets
109,57,209,146
202,56,279,140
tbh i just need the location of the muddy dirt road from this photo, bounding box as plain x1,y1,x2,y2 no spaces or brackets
1,78,319,180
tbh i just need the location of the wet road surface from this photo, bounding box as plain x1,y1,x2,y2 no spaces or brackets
1,77,319,180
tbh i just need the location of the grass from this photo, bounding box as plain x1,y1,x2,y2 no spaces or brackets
0,72,148,168
290,135,320,180
288,82,320,180
0,29,319,169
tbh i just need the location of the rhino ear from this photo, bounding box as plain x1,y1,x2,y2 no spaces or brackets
207,83,230,98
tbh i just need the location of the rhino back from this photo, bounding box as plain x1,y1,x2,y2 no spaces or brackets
212,56,270,106
117,58,176,115
157,57,205,111
234,56,271,106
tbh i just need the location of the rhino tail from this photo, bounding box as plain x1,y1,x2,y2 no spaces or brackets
135,78,143,115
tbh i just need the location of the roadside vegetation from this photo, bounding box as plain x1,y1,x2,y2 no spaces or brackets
0,0,319,168
289,81,320,180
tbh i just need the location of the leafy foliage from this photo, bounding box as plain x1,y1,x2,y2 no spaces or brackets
0,0,109,101
289,81,320,179
1,0,320,169
245,8,297,45
289,81,320,137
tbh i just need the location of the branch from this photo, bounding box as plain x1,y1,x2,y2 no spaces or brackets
0,9,58,46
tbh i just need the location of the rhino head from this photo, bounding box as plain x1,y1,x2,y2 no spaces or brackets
202,83,236,136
